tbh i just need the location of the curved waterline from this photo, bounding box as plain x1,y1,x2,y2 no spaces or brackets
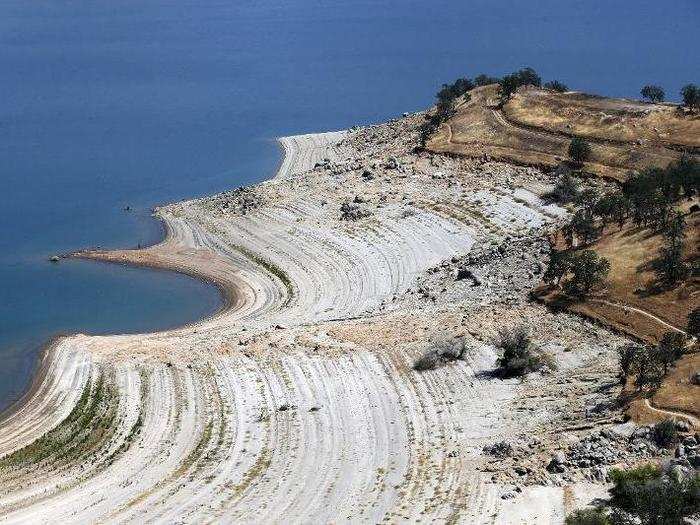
0,213,225,415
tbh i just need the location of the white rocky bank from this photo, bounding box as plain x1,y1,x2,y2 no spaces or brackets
0,115,661,524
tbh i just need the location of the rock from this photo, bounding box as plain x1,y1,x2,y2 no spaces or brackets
483,441,513,458
547,452,567,473
340,201,371,221
353,194,367,204
605,422,637,439
49,255,60,263
675,420,692,432
631,426,652,441
675,445,686,458
682,435,697,447
591,466,608,482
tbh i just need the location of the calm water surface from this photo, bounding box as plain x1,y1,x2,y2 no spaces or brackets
0,0,697,409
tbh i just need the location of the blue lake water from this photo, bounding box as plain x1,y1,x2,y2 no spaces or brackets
0,0,697,410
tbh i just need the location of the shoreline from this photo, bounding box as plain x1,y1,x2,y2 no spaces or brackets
0,118,636,522
0,130,315,452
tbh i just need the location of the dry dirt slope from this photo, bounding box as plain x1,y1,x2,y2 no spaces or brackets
428,85,699,181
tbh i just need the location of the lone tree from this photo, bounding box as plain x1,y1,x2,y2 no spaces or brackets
688,307,700,338
544,249,571,286
653,243,688,287
551,172,580,203
680,83,700,111
568,137,592,164
499,67,541,101
593,193,629,228
640,85,665,102
544,80,568,92
563,250,610,297
633,348,664,392
655,332,686,375
617,343,642,384
664,211,686,242
573,208,600,244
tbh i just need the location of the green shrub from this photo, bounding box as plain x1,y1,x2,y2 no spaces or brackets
494,326,544,377
565,508,610,525
413,339,466,372
640,85,665,102
609,464,699,525
687,307,700,338
652,419,678,448
569,137,592,164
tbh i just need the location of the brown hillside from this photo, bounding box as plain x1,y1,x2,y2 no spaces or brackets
427,85,699,181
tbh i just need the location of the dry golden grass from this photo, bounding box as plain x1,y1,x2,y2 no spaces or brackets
584,212,699,340
504,87,700,149
537,211,699,426
427,85,698,182
652,353,700,418
537,209,698,344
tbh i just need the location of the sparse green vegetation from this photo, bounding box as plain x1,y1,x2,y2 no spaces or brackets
568,464,700,525
413,338,466,371
233,243,294,304
494,325,547,377
544,80,568,92
568,137,592,164
499,67,541,101
640,85,665,103
420,76,476,145
681,83,700,112
609,464,699,524
565,508,610,525
688,307,700,338
562,250,610,298
0,374,118,468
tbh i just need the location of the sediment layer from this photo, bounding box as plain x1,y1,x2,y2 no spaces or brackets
0,118,627,523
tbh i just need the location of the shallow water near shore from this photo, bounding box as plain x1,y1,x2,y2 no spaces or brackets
0,0,697,411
